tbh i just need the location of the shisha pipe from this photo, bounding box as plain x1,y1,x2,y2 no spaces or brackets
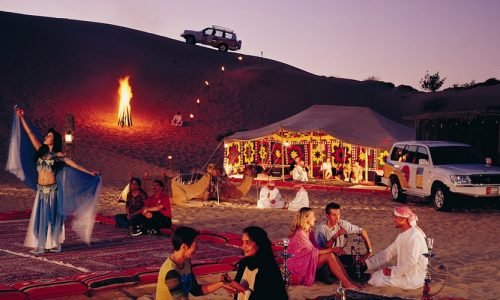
351,229,363,281
421,237,449,300
422,237,435,300
336,281,346,300
280,237,292,289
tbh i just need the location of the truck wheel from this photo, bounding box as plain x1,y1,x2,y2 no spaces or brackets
390,178,407,203
185,36,195,44
432,185,453,211
218,44,228,52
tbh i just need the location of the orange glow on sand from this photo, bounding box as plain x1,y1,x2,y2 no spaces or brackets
117,76,133,127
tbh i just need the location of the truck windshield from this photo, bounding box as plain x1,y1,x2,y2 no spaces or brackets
429,146,483,165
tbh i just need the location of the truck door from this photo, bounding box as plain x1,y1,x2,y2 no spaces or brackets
202,28,214,44
415,146,430,190
405,145,419,191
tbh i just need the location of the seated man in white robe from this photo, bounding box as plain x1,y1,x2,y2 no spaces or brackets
257,181,284,209
171,112,183,127
351,161,363,184
321,161,333,179
363,206,428,290
292,160,309,182
287,185,309,211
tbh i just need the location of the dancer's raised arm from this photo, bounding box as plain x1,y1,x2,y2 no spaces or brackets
61,156,99,176
16,107,42,150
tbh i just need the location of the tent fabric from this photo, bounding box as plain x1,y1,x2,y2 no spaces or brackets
226,105,413,149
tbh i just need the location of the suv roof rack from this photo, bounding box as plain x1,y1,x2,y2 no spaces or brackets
212,25,233,33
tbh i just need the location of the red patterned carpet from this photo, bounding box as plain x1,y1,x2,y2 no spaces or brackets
0,217,243,285
0,213,249,299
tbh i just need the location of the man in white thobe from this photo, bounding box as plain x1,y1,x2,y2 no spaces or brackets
257,182,284,208
365,206,428,290
287,186,309,211
292,160,308,182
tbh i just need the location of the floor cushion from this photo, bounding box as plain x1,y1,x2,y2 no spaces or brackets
72,271,139,292
0,283,26,300
123,267,160,284
10,278,87,300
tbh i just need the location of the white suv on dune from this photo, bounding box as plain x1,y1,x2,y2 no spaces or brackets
382,141,500,211
181,25,242,52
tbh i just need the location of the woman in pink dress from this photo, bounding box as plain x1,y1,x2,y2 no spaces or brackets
287,207,359,289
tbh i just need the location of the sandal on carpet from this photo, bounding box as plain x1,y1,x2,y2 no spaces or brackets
29,248,45,255
49,245,61,253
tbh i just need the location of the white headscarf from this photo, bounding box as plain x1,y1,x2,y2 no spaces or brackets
394,206,418,227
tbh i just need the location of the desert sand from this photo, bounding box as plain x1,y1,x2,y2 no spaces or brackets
1,179,499,300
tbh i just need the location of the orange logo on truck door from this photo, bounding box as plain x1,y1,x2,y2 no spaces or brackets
385,161,410,189
402,165,410,183
416,167,424,189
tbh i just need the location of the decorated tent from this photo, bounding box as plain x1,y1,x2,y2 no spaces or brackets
224,105,414,181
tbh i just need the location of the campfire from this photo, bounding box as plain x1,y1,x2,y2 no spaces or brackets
117,76,133,127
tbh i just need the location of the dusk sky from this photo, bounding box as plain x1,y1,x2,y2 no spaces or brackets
2,0,499,89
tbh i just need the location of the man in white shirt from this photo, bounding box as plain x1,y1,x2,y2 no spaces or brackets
315,202,373,254
257,181,284,209
315,202,373,283
364,206,428,290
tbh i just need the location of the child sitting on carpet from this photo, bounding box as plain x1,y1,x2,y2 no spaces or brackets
156,226,237,300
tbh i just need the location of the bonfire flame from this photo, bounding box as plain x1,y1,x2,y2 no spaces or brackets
117,76,133,127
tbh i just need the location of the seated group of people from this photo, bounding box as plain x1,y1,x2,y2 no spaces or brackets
157,205,428,299
322,160,364,183
290,157,365,184
115,176,172,236
257,181,309,211
287,204,428,290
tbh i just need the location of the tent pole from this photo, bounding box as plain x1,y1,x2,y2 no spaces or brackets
281,141,285,182
365,148,369,183
203,140,224,171
309,132,313,179
280,127,285,182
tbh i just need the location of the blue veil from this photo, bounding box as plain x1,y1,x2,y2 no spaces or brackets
6,108,101,244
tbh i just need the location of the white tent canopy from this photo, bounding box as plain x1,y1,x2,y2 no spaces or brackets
226,105,413,148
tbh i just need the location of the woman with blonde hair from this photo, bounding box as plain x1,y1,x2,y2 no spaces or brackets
287,207,360,289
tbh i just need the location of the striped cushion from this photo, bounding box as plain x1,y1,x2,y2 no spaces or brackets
72,271,139,291
10,279,87,300
123,267,160,284
0,283,26,300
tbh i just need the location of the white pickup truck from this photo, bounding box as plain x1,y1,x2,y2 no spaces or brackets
382,141,500,211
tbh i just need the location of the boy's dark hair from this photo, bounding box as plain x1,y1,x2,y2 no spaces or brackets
325,202,341,214
153,179,164,189
172,226,199,251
